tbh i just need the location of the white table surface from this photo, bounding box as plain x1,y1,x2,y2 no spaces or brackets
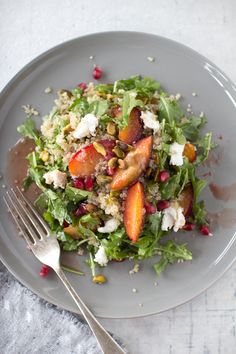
1,0,236,353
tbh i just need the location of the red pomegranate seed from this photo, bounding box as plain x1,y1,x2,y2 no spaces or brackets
74,203,88,217
73,177,85,189
107,166,116,176
78,82,87,90
159,170,170,183
39,265,50,277
63,220,69,228
145,201,157,214
200,225,212,236
157,200,170,211
182,222,195,231
85,176,94,191
93,66,102,80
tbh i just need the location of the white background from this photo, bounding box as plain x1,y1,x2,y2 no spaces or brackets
1,1,236,353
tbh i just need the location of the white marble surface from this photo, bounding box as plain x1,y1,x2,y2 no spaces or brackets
0,0,236,353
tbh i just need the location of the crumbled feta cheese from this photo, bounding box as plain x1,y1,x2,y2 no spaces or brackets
169,142,185,166
129,264,140,275
43,169,67,189
73,113,99,139
161,202,186,232
97,218,120,233
140,111,160,133
147,56,155,62
44,87,52,94
94,246,108,266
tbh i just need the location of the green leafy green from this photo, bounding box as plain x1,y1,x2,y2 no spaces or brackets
89,100,109,117
65,185,92,203
117,91,143,129
158,95,183,124
17,118,41,146
180,116,207,141
153,240,192,276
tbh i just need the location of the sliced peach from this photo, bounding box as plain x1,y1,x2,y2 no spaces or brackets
178,183,194,217
64,225,81,239
124,181,145,242
183,143,196,163
118,108,143,144
110,136,153,191
69,140,116,177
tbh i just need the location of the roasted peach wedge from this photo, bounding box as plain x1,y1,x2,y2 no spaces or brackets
183,143,196,163
124,181,145,242
118,107,143,144
110,136,153,191
69,140,115,177
178,183,194,217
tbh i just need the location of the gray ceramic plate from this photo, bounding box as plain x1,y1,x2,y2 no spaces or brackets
1,31,236,319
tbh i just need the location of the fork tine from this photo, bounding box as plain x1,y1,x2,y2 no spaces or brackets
7,190,39,244
16,186,50,235
3,195,34,247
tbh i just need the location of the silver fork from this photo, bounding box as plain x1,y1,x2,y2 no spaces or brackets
4,187,126,354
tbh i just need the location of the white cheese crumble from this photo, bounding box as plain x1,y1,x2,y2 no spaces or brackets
94,246,108,266
161,202,186,232
73,113,99,139
169,142,185,166
43,170,67,189
97,218,120,233
140,111,160,133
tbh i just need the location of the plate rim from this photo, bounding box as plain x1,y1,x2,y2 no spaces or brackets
1,30,236,319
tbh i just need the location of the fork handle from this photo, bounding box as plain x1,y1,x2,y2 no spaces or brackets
54,267,126,354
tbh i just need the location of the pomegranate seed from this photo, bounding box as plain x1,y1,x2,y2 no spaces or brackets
74,203,87,216
199,225,212,236
93,66,102,80
145,201,157,214
39,265,50,277
159,170,170,182
85,176,94,191
73,177,84,189
63,220,69,228
182,222,195,231
157,200,170,211
107,166,116,176
78,82,87,90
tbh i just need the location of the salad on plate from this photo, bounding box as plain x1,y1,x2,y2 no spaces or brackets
17,75,213,282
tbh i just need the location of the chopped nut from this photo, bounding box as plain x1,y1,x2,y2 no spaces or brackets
108,157,118,168
92,274,107,284
107,122,117,135
117,141,129,152
118,159,126,169
112,146,125,158
63,124,73,133
40,151,49,162
96,175,112,185
93,142,106,156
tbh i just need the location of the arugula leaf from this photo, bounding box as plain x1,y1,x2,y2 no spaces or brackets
195,132,212,164
17,118,41,146
118,91,143,129
95,83,114,94
22,175,33,190
160,172,181,200
65,185,92,203
180,116,207,141
113,76,159,96
57,231,82,251
70,97,89,114
153,240,192,276
158,95,183,124
88,100,108,117
101,228,130,260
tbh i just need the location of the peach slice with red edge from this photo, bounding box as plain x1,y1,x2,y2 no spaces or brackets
124,181,145,243
178,183,194,217
183,143,196,163
110,136,153,191
118,108,143,144
69,140,115,177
